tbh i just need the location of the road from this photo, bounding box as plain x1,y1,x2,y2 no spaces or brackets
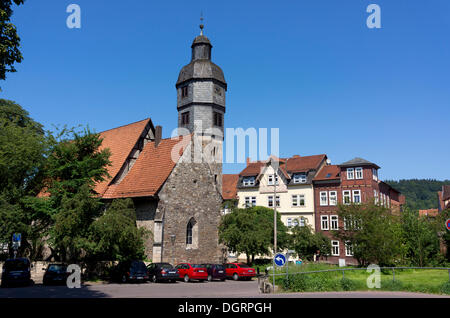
0,279,449,298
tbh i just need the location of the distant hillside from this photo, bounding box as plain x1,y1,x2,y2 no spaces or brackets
385,179,450,211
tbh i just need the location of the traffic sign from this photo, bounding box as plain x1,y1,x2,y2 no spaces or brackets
274,253,286,267
446,219,450,231
12,233,21,250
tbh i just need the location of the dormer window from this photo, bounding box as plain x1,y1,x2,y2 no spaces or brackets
293,173,307,184
242,176,255,187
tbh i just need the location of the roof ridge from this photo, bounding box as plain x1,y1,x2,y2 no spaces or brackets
98,118,151,134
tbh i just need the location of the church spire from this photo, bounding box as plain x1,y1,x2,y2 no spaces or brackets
200,12,204,36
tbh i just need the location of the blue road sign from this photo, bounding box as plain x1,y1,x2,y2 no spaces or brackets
446,219,450,231
274,253,286,267
12,233,21,243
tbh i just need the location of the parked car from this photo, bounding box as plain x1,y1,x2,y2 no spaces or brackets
175,263,208,282
42,263,69,286
1,258,32,288
200,263,226,282
111,260,149,283
146,263,179,283
225,263,256,281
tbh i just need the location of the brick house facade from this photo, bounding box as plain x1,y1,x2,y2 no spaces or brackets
313,158,405,265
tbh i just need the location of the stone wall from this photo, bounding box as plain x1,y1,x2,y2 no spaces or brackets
155,149,223,265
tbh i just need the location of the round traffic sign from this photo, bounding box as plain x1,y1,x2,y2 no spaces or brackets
274,253,286,267
446,219,450,231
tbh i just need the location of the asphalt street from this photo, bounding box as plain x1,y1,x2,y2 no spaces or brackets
0,279,449,298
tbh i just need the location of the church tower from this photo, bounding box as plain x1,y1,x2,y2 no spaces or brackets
176,22,226,190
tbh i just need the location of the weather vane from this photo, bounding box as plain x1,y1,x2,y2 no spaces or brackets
200,11,204,36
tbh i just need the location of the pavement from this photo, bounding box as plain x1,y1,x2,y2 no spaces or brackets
0,279,449,298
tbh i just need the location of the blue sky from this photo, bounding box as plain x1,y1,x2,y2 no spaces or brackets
2,0,450,180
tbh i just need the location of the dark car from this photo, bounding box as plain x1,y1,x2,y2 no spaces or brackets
43,264,69,286
1,258,32,288
201,263,226,282
146,263,179,283
112,260,149,283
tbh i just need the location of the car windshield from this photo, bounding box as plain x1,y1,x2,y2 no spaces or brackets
48,265,67,273
158,263,173,269
215,264,224,270
4,259,29,271
192,264,204,268
131,261,147,272
238,264,250,268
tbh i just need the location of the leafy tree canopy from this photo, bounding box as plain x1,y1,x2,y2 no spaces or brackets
0,0,25,85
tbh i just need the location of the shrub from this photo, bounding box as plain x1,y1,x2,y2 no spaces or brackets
340,278,358,291
440,281,450,295
382,280,403,291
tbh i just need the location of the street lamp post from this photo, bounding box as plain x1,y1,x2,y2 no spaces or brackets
272,163,277,292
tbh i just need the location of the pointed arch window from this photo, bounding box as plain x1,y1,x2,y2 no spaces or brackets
186,218,198,249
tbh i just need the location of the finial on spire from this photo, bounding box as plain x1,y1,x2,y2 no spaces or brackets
200,11,204,36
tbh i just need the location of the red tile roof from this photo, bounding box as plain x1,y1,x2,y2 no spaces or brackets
94,118,153,196
222,174,239,200
285,154,327,173
314,165,340,181
419,209,439,217
103,135,190,199
239,162,265,177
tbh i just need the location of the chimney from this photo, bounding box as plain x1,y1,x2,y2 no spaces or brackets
246,157,250,166
155,125,162,147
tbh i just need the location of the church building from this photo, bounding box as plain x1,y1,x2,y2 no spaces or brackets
94,24,227,265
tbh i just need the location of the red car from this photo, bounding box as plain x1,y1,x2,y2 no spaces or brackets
175,263,208,282
225,263,256,281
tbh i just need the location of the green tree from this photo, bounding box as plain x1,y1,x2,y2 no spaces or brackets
401,208,441,266
0,99,51,258
87,199,149,263
290,224,331,261
334,203,404,267
0,0,25,86
219,206,288,264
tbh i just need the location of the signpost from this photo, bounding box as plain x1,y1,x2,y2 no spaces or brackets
274,253,286,267
12,233,21,259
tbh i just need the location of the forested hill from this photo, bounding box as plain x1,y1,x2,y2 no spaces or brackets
385,179,450,211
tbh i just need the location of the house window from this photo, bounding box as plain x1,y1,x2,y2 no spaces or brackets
372,168,378,181
321,215,329,230
268,196,280,207
345,242,354,256
243,177,255,186
186,222,193,245
329,191,337,206
320,191,328,206
331,240,340,256
374,190,379,204
347,168,354,180
293,173,307,184
268,174,279,185
287,218,292,228
330,215,339,230
352,190,361,204
181,86,188,98
244,196,256,208
213,112,223,127
343,217,349,230
181,111,190,125
343,190,351,205
298,218,305,227
292,194,305,207
355,167,363,179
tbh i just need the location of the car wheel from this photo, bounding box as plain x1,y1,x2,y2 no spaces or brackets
152,275,157,283
121,275,127,283
233,273,239,281
207,275,212,282
184,275,190,283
